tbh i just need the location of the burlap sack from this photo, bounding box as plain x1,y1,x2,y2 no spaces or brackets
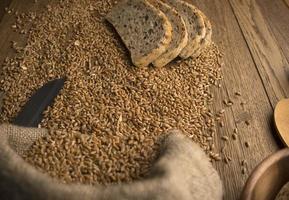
0,124,223,200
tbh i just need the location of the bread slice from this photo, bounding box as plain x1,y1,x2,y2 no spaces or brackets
106,0,173,67
191,11,212,58
148,0,188,67
165,0,206,59
200,13,212,48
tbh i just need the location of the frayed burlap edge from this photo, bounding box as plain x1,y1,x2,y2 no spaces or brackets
0,125,223,200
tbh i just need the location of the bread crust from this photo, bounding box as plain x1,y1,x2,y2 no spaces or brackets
191,11,212,58
150,0,188,67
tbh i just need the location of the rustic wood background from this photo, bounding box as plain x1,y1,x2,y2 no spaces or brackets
0,0,288,199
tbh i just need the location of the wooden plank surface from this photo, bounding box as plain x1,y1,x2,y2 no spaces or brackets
228,0,289,107
0,0,287,200
257,0,289,62
190,0,280,199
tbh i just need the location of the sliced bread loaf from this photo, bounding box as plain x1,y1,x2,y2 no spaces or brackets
106,0,173,67
165,0,206,59
191,11,212,58
148,0,188,67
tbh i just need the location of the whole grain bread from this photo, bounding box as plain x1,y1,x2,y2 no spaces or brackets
149,0,188,67
191,11,212,58
165,0,206,59
106,0,173,67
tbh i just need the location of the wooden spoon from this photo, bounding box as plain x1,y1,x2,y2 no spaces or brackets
274,98,289,146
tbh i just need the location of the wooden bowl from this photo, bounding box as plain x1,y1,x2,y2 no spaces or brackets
240,148,289,200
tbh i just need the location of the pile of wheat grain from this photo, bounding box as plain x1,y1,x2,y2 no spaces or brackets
0,0,223,185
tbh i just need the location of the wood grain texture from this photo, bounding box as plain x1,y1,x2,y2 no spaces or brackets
257,0,289,62
228,0,289,107
189,0,279,199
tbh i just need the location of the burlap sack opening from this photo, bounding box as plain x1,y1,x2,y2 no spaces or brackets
0,124,222,200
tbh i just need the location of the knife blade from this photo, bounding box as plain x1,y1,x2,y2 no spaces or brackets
13,78,65,127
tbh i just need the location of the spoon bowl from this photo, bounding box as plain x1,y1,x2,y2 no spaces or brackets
274,98,289,146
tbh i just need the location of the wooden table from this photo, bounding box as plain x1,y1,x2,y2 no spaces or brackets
0,0,288,199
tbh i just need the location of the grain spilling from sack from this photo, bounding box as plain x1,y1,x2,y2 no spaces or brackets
0,0,223,185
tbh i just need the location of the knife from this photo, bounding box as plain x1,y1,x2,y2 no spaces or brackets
13,78,65,127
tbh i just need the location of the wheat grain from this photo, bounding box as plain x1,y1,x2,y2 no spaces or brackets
0,0,223,185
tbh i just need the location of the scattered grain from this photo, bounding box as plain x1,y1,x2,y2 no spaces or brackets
224,156,230,164
219,121,224,127
227,156,232,161
5,7,12,14
209,152,222,161
219,109,225,114
220,146,226,153
223,99,233,107
241,159,247,166
221,136,229,141
227,100,233,106
235,92,241,96
244,141,250,148
240,101,246,106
